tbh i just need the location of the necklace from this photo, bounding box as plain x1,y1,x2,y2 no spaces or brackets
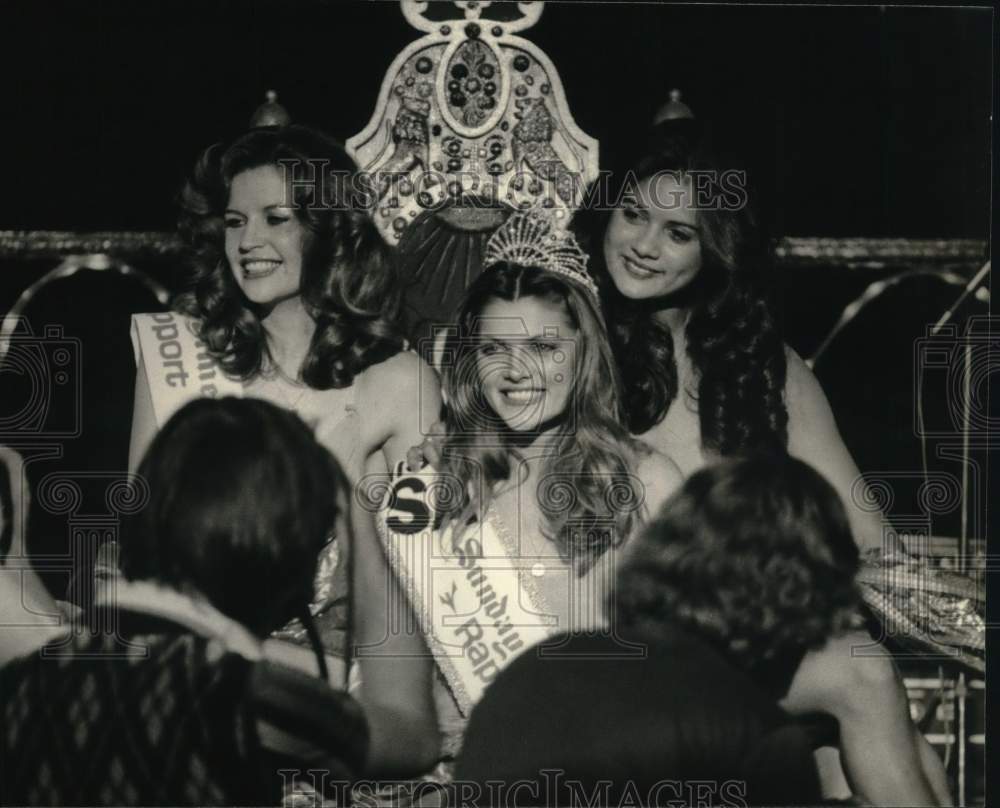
259,363,310,413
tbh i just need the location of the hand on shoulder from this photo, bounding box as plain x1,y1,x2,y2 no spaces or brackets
635,445,684,519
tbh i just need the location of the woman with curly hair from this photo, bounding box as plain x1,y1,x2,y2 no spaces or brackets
580,118,951,805
590,117,874,539
129,124,442,777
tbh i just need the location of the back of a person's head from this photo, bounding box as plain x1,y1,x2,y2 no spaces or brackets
455,630,822,807
615,454,861,683
122,397,345,635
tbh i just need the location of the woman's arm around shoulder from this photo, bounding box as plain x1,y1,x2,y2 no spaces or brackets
784,347,893,553
346,350,443,777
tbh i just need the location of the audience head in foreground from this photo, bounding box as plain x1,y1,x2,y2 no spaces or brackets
122,395,346,636
457,454,861,807
1,398,366,807
616,452,862,689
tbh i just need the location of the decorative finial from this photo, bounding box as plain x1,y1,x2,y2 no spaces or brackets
249,90,291,129
652,88,694,125
349,0,594,244
484,208,598,302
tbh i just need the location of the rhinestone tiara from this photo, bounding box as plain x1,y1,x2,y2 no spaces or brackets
483,207,599,302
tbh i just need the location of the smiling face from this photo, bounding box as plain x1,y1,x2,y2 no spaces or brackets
224,165,308,307
474,295,579,433
602,172,703,301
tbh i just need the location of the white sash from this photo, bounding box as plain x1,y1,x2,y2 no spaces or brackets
131,312,242,428
377,461,558,715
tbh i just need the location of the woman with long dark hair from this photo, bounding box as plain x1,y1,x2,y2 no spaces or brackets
129,124,442,776
581,117,953,805
590,119,835,508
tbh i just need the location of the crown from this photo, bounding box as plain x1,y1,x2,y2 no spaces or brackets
484,208,598,301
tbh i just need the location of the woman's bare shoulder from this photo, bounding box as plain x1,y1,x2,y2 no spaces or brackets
356,351,439,407
783,345,828,410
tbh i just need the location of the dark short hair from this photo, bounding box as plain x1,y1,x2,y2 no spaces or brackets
614,454,860,682
122,397,346,635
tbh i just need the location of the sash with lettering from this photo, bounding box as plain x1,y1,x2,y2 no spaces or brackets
377,461,558,716
131,312,242,427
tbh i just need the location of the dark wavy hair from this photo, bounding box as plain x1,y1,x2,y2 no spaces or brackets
615,454,861,688
581,119,787,454
438,265,642,571
175,124,403,388
122,397,347,636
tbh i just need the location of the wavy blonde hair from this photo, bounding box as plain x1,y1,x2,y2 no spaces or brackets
437,264,643,573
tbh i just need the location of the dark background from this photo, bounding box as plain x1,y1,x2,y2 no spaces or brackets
0,0,991,237
0,1,993,591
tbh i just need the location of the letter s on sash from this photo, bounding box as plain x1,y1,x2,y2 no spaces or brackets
385,476,431,534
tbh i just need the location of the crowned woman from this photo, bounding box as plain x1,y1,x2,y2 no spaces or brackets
378,207,682,784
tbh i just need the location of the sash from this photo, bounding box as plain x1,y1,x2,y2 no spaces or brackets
131,312,242,428
377,461,558,716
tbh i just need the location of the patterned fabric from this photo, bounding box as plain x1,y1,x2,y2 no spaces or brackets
856,549,985,673
2,629,259,805
0,611,368,806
